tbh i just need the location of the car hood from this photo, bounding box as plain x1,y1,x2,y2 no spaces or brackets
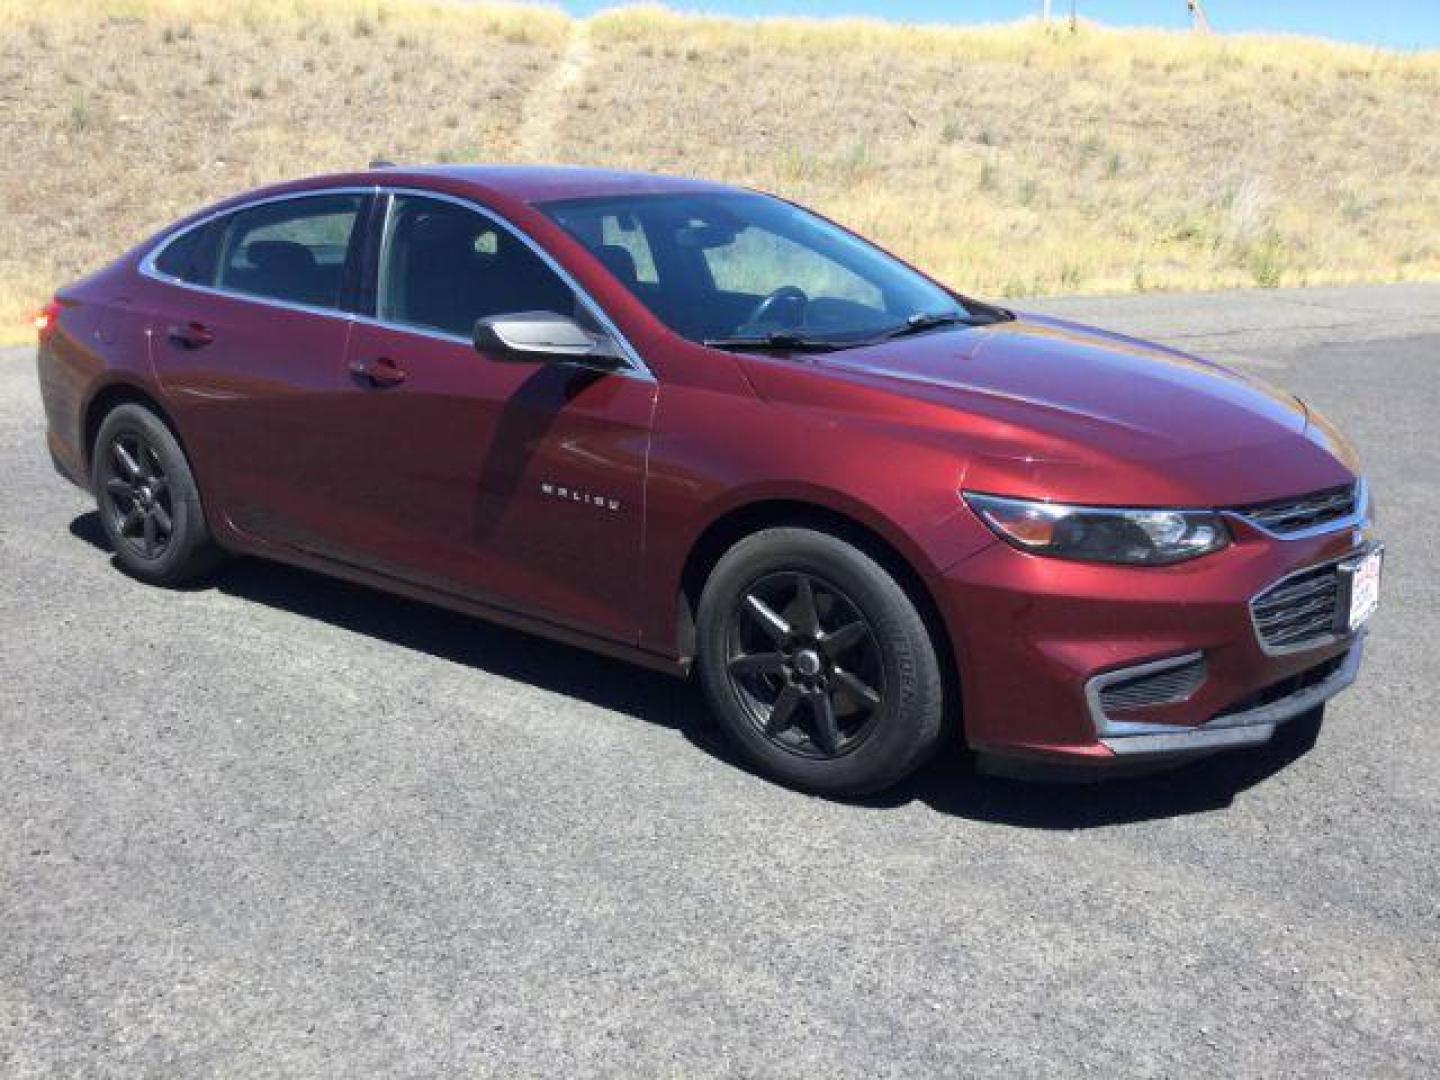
738,314,1359,506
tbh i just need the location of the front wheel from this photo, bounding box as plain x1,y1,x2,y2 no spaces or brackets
91,403,221,586
696,527,946,795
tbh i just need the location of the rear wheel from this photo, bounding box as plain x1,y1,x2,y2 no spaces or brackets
697,527,946,795
91,403,220,585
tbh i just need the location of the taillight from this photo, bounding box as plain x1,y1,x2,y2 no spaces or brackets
34,299,61,338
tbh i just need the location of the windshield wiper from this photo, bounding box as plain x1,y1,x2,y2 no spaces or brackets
875,311,972,342
702,332,846,353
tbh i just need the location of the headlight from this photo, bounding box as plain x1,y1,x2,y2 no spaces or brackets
963,492,1230,565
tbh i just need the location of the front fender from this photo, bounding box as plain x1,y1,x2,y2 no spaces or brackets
638,382,996,657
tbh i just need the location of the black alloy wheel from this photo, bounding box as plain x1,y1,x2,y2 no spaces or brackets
724,571,885,759
99,430,175,560
696,527,947,795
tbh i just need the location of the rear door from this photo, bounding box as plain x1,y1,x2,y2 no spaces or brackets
148,190,373,551
328,192,657,642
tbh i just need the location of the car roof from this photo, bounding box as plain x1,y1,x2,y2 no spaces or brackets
258,164,742,206
406,164,738,202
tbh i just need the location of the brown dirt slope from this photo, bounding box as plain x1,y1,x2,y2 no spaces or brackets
2,1,1437,342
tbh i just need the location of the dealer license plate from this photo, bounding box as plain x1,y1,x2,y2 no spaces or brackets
1341,548,1382,633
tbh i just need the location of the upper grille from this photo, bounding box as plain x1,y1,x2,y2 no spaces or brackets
1234,483,1358,536
1251,563,1341,652
1098,656,1206,713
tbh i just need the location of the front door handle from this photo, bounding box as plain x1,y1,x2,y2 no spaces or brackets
349,355,407,388
167,321,214,349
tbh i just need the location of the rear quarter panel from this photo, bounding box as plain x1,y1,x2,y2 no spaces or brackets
39,262,157,485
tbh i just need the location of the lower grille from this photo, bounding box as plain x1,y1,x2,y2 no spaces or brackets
1251,563,1341,652
1216,651,1349,718
1098,656,1206,713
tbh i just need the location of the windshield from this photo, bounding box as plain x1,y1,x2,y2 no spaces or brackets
539,191,989,347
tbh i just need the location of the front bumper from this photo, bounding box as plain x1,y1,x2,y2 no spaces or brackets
1095,635,1361,759
940,516,1376,775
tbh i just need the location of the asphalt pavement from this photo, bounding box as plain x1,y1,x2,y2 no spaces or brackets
2,284,1438,1076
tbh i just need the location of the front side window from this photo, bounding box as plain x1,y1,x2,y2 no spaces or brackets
541,192,975,345
378,194,579,339
215,194,363,309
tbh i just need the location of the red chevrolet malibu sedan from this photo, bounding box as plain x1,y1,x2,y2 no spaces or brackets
36,165,1381,793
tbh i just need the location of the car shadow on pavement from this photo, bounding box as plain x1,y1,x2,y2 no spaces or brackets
866,711,1324,828
70,510,1326,831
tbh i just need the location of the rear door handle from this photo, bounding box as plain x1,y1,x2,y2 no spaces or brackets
167,321,214,349
349,355,407,388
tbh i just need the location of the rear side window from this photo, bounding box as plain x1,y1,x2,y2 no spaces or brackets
215,194,363,310
152,220,222,285
377,194,578,338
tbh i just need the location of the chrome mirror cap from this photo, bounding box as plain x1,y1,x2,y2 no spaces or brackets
474,311,622,366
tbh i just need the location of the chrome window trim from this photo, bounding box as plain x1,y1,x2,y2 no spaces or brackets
137,183,654,382
138,185,379,320
1223,477,1368,541
373,185,399,321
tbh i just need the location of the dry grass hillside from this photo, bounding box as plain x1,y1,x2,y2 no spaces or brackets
2,0,1438,343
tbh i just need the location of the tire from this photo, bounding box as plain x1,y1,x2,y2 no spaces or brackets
91,403,221,585
696,527,946,795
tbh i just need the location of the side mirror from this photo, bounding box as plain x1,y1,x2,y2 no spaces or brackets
473,311,623,369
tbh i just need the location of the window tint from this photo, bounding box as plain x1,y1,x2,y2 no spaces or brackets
153,220,222,285
216,194,363,309
559,209,658,287
702,227,881,310
543,193,969,345
378,195,578,338
601,214,658,284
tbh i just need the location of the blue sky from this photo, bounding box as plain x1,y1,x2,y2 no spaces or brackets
555,1,1440,50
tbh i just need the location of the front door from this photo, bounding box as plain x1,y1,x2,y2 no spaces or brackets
327,194,657,643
